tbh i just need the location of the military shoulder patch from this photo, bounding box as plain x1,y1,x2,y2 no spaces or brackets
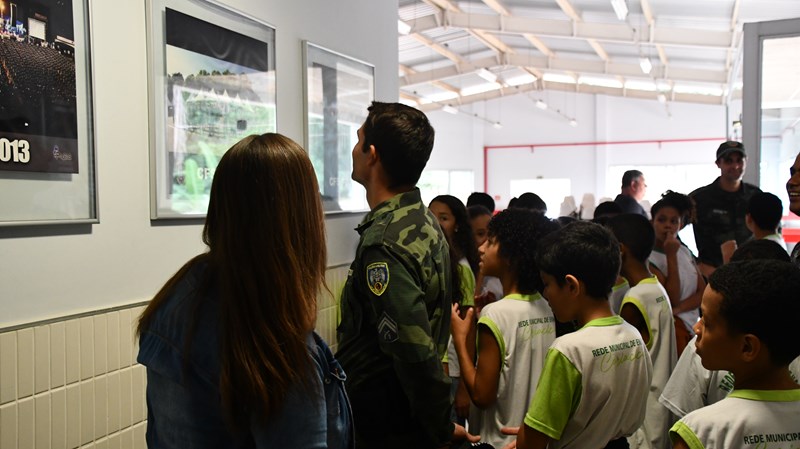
366,262,390,296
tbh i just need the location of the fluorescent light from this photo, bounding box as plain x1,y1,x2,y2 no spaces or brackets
505,73,537,86
536,99,548,110
672,84,724,96
543,73,577,84
611,0,628,21
477,68,497,83
639,57,652,75
423,91,459,103
578,76,624,89
569,119,578,127
625,80,657,91
493,122,503,129
398,20,411,35
460,82,501,97
442,104,459,114
657,93,667,103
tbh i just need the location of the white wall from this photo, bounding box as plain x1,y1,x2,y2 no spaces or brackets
427,91,727,211
0,0,398,329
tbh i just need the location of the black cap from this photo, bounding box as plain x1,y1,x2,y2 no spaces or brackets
716,141,746,161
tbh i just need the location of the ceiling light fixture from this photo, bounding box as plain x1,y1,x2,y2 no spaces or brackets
493,122,503,129
397,20,411,35
442,104,459,114
611,0,628,21
536,99,548,110
569,118,578,127
657,93,667,103
477,68,498,83
639,57,653,75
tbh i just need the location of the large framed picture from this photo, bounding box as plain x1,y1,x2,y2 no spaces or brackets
0,0,97,226
303,42,374,213
147,0,276,219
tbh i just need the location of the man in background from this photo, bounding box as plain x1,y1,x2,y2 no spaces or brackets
614,170,648,217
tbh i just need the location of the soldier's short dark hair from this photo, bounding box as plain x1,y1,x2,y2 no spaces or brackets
362,102,434,188
709,260,800,365
537,221,621,299
488,209,560,294
747,191,783,231
606,213,655,264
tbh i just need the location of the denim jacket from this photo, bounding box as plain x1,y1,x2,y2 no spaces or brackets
137,261,353,449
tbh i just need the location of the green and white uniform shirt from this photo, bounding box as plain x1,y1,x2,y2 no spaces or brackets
445,258,476,377
648,246,700,333
477,293,556,449
610,277,630,314
670,389,800,449
660,336,800,418
622,277,677,449
524,316,653,448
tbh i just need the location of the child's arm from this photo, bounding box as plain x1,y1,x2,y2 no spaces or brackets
620,302,650,346
672,270,705,316
451,304,502,408
653,232,682,307
672,436,690,449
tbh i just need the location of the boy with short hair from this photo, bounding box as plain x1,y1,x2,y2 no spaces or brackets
450,209,559,449
746,191,788,251
607,214,677,449
504,221,652,449
669,260,800,449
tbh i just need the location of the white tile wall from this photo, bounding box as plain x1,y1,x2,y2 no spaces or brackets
0,265,347,448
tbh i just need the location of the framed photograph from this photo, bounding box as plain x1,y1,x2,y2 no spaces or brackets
0,0,97,226
303,42,374,213
147,0,276,219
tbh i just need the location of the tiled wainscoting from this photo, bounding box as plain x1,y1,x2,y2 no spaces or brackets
0,264,350,449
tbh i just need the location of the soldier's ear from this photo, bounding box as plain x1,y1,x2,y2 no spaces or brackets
367,144,380,167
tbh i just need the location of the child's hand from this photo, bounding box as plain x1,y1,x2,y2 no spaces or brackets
450,303,475,343
664,231,680,256
501,426,520,449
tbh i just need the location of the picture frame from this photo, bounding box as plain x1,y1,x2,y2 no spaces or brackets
0,0,97,226
146,0,276,219
303,42,375,214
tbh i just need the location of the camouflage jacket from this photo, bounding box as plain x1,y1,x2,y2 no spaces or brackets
690,177,760,267
336,188,454,448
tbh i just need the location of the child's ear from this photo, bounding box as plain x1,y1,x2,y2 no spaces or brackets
564,274,581,297
740,334,762,363
618,243,628,259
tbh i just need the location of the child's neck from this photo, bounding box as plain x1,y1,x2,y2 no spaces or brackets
500,273,519,296
575,298,614,328
622,261,652,286
753,227,777,240
732,365,800,391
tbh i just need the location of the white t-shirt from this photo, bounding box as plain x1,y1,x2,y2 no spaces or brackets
609,277,630,315
660,335,800,418
670,389,800,449
621,277,678,449
648,246,700,333
477,293,555,449
524,316,653,448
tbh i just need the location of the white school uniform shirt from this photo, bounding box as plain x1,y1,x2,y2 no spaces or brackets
660,336,800,418
609,277,630,315
670,389,800,449
524,316,653,449
477,293,555,449
648,246,700,333
621,277,678,449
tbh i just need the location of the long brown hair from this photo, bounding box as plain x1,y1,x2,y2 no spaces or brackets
138,133,327,426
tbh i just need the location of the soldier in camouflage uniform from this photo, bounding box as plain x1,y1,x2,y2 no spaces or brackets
336,102,474,448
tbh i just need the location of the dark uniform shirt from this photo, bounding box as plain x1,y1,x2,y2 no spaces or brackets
614,193,648,217
690,177,761,267
336,188,454,449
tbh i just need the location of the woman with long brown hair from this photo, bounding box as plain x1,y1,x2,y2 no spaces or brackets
137,133,352,448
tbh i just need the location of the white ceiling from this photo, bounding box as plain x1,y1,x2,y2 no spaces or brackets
397,0,800,112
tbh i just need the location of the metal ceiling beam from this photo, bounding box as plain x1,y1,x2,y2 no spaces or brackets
523,34,555,58
481,0,512,17
554,0,582,23
415,81,723,113
400,53,727,87
587,38,610,62
399,64,462,95
415,12,733,49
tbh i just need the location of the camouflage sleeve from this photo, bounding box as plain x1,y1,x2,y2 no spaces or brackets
361,245,454,446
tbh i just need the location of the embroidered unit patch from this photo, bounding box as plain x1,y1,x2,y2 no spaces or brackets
378,312,399,342
367,262,390,296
